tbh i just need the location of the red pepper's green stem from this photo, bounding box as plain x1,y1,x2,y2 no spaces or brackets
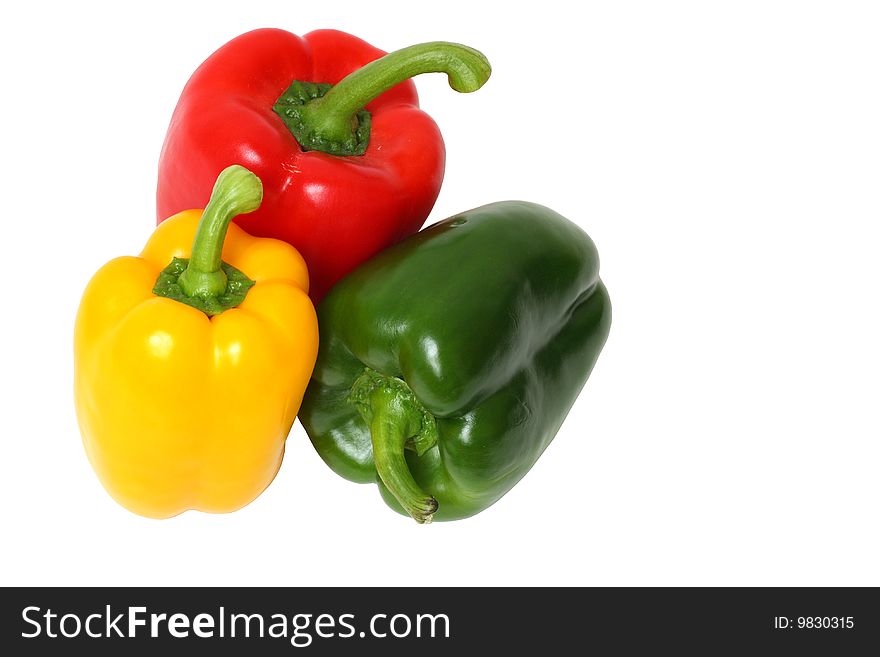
368,385,439,524
300,42,491,148
178,165,263,299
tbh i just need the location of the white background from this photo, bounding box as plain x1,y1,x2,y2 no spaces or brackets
1,1,878,586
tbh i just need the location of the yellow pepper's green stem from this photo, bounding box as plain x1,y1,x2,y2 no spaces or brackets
178,165,263,299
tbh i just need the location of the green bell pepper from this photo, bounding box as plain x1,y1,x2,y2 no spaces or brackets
298,201,611,522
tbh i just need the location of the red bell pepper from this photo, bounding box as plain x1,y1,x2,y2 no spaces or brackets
157,28,490,301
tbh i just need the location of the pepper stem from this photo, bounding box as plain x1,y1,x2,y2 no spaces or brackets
304,42,490,145
349,368,439,524
274,42,491,156
177,165,263,299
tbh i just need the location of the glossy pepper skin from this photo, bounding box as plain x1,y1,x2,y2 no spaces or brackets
157,28,490,301
75,166,318,518
299,202,611,522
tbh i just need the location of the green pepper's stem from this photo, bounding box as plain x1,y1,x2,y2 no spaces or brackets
301,42,491,147
369,385,439,524
177,165,263,299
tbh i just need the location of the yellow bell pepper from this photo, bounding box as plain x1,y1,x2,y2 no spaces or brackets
74,165,318,518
